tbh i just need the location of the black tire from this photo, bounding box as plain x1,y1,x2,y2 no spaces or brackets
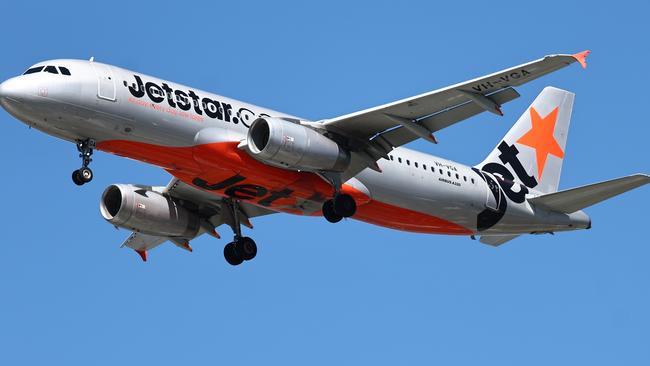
224,242,244,266
333,194,356,217
322,200,342,223
235,237,257,261
79,167,93,183
72,170,84,186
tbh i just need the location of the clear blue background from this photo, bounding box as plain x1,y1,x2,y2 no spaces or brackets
1,1,649,365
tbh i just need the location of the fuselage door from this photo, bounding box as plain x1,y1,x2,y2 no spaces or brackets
91,63,116,101
483,172,501,211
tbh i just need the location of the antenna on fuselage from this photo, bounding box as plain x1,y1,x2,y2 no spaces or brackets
89,56,94,62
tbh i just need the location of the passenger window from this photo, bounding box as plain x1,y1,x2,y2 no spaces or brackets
23,66,44,75
389,155,394,161
471,178,475,184
43,66,58,74
439,169,443,174
431,167,435,173
59,66,71,75
406,160,410,166
464,176,467,182
447,171,451,177
423,164,427,170
398,157,402,163
456,173,459,179
414,162,418,168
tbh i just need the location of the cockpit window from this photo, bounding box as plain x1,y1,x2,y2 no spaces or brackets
43,66,59,74
22,65,72,76
23,66,44,75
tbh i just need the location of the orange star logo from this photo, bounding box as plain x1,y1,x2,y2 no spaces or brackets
516,106,564,180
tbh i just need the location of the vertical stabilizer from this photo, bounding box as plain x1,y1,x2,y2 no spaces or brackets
477,87,575,193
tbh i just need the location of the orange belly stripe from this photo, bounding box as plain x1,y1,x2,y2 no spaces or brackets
97,139,472,235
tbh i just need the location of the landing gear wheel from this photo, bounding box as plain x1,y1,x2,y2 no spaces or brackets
235,237,257,261
224,242,244,266
78,167,93,183
333,194,356,217
73,138,95,186
72,170,84,186
322,200,343,223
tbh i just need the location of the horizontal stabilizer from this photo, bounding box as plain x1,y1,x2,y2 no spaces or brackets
480,234,520,246
529,174,650,213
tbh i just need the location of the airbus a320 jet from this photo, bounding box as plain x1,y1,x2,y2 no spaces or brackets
1,51,648,265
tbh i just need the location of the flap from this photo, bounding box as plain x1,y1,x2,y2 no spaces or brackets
480,234,520,246
121,232,167,251
378,87,520,148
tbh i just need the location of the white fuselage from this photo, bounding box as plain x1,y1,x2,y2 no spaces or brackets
0,59,591,236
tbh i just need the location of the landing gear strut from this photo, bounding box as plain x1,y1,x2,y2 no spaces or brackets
222,198,258,266
72,138,95,186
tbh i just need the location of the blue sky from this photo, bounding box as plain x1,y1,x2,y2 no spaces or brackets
1,1,649,365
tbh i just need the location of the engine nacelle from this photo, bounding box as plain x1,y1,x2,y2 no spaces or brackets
246,117,350,172
99,184,200,238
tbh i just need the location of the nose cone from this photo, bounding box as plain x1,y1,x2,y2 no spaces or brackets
0,80,8,110
0,77,21,100
0,77,41,124
0,77,21,109
0,80,7,100
0,77,37,115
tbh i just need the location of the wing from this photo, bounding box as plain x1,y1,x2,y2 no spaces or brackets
164,178,277,225
318,51,589,178
121,178,277,261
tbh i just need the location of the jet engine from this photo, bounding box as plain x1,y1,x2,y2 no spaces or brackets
246,117,350,172
99,184,199,237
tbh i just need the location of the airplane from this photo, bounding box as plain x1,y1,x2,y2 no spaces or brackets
1,51,648,265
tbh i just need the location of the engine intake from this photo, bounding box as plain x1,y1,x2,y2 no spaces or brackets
247,117,350,172
100,184,199,238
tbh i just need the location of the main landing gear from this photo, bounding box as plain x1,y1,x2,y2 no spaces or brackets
221,198,258,266
72,138,95,186
319,173,357,223
223,236,257,266
322,193,357,223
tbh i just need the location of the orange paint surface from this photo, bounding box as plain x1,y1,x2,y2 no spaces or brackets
135,250,147,262
98,140,202,175
97,139,472,235
572,50,590,69
354,199,472,235
516,106,564,180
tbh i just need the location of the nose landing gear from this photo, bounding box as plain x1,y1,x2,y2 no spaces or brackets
72,138,95,186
